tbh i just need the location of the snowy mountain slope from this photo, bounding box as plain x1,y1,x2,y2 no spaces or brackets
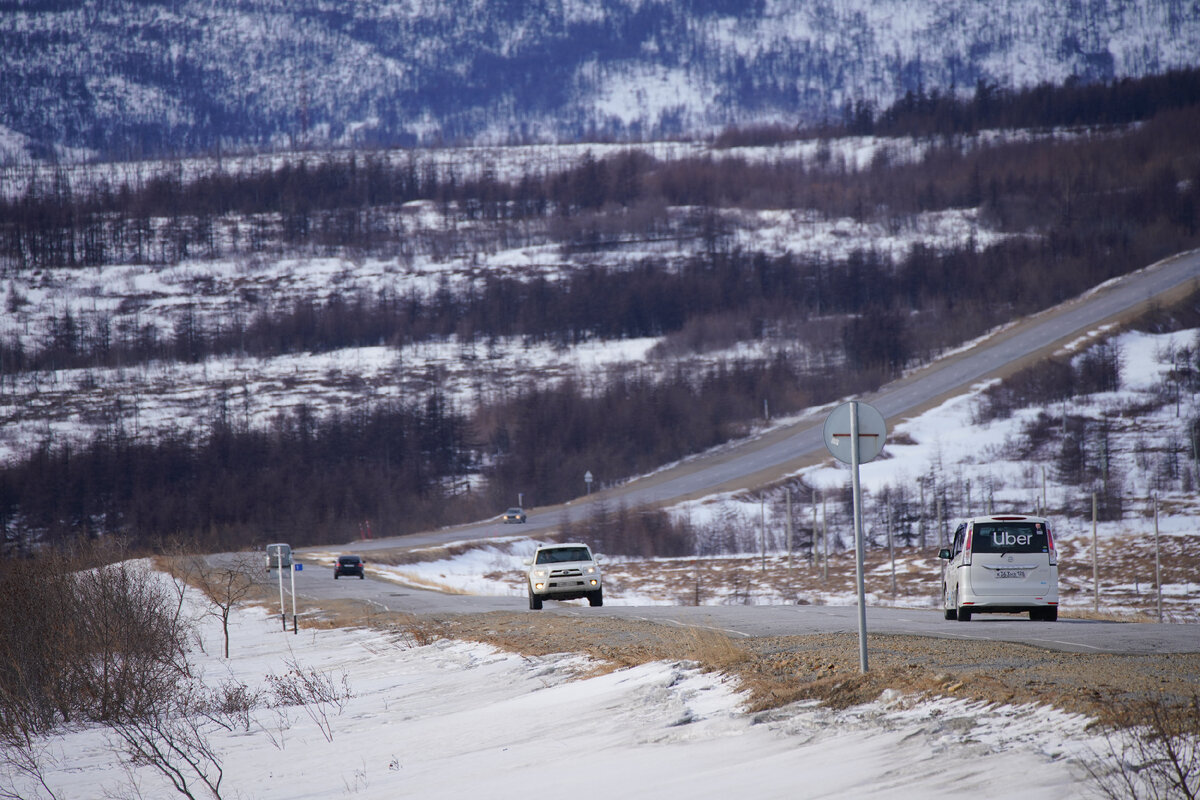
2,0,1198,160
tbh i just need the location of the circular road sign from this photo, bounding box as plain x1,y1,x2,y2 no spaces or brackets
822,401,887,464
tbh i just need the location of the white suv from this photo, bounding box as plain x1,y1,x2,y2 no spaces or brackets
525,543,603,610
938,515,1059,621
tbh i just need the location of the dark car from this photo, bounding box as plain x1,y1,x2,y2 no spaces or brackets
334,554,365,579
502,507,527,524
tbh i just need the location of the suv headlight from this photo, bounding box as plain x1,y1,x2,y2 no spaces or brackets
531,568,547,579
585,566,596,574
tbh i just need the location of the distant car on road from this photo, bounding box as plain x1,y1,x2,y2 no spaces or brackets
524,543,602,609
334,554,365,579
265,543,293,571
502,507,527,524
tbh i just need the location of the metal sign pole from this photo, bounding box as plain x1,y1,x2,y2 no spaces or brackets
822,399,885,676
850,401,869,673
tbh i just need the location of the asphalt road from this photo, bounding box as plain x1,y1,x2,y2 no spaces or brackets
286,248,1200,655
279,558,1200,654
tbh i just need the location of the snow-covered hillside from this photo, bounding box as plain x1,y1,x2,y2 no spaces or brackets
2,0,1198,159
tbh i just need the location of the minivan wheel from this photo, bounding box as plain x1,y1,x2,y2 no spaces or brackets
1031,607,1058,621
957,607,972,622
944,607,957,621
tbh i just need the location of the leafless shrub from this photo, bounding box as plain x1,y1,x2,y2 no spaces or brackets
0,731,62,800
390,614,449,648
106,694,226,800
196,678,262,733
1085,694,1200,800
0,542,193,734
0,541,200,800
264,657,353,742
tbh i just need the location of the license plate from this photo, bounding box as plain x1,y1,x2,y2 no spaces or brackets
995,570,1026,579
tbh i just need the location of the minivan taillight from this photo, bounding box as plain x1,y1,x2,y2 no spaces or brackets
962,526,973,566
1045,525,1057,566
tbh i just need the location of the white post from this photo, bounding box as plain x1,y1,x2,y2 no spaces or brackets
276,552,286,631
786,488,793,570
1154,493,1162,623
936,493,943,548
850,401,869,673
1041,466,1047,514
760,496,766,573
887,503,896,599
810,493,817,567
919,480,926,550
290,557,298,634
1092,492,1099,614
822,495,828,581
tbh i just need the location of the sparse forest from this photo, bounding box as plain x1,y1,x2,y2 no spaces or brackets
1,72,1199,556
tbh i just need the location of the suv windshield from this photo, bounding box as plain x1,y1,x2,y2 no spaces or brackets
536,547,592,564
971,522,1049,554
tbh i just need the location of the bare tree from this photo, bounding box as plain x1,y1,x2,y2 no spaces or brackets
186,554,260,659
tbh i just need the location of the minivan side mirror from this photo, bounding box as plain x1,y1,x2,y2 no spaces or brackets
937,548,952,560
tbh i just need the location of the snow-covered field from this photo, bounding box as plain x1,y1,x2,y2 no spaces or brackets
16,572,1101,800
0,198,1001,465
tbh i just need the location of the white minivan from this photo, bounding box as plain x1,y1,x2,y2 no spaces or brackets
938,515,1058,621
264,543,293,571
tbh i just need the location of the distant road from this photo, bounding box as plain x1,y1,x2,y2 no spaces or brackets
284,557,1200,654
341,247,1200,551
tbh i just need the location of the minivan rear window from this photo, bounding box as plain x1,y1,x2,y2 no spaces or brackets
971,522,1049,554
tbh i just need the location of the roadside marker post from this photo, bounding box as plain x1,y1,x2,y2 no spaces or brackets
276,552,286,631
823,401,887,674
291,562,299,634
